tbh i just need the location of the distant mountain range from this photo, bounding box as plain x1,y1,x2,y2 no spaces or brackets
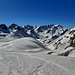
0,24,68,45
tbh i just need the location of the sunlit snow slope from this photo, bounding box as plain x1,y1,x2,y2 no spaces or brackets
24,24,68,45
0,24,75,75
48,27,75,57
0,37,48,52
0,35,75,75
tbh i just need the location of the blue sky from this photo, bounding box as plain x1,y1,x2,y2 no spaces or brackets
0,0,75,29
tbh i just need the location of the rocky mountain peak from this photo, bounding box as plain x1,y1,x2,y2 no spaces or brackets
0,24,68,45
0,24,7,30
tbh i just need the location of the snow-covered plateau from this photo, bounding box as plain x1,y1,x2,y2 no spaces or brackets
0,24,75,75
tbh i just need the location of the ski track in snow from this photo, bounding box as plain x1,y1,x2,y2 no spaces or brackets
1,51,75,75
20,53,75,75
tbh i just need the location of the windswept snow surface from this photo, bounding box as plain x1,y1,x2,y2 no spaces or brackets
0,37,75,75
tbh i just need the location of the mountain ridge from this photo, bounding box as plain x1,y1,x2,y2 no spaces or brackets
47,27,75,57
0,24,68,45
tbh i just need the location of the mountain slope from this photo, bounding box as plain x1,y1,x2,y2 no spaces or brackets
0,24,68,45
0,36,75,75
48,27,75,57
0,37,48,52
24,24,68,45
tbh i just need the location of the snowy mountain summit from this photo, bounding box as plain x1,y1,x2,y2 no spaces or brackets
0,24,68,44
48,27,75,57
25,24,68,45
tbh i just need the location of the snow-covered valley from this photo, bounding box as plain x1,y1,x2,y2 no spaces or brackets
0,24,75,75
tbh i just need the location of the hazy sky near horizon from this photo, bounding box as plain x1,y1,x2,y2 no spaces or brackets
0,0,75,29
